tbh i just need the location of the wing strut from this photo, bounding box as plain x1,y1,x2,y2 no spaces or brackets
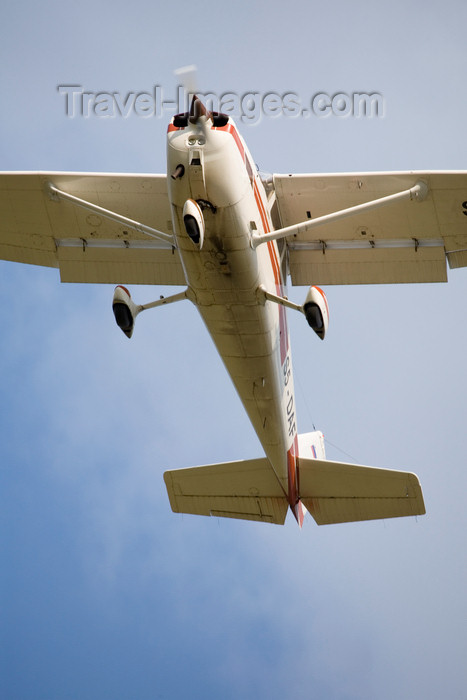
251,180,428,248
47,182,174,245
256,284,304,313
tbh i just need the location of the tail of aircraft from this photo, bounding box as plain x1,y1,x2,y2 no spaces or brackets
297,453,425,525
163,431,425,526
164,457,289,524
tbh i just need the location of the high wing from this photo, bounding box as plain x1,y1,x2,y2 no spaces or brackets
3,170,467,287
273,171,467,285
0,172,185,284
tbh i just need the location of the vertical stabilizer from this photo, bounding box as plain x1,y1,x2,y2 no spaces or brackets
298,431,326,460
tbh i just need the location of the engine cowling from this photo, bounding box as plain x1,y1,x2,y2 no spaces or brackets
112,285,140,338
303,286,329,339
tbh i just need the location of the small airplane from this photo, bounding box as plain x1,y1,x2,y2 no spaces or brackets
1,91,466,527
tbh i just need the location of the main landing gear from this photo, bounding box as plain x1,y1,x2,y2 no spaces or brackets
113,284,329,340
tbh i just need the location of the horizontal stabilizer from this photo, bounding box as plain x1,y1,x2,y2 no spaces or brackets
299,457,425,525
164,458,288,524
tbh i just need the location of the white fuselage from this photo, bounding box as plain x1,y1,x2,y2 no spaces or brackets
167,115,300,512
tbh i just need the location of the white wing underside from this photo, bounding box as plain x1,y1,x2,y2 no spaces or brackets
0,170,466,286
273,170,467,284
0,172,184,284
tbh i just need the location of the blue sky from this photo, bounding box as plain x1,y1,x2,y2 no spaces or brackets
1,1,467,699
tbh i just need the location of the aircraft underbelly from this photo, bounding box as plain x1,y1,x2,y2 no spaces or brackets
175,217,290,492
203,304,284,456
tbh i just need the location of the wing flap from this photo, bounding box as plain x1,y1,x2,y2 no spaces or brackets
164,458,288,525
0,172,185,284
56,243,184,284
299,457,425,525
289,245,447,285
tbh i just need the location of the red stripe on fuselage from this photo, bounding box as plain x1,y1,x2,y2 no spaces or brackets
287,433,299,502
252,180,288,365
212,122,245,160
218,120,300,517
